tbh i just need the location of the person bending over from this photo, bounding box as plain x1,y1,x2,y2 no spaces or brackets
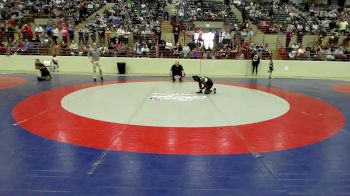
35,59,52,81
192,75,216,94
170,60,185,82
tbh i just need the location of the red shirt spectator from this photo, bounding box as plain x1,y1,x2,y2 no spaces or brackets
22,24,33,37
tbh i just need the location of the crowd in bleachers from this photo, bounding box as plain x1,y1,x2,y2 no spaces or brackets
236,0,349,36
0,0,349,61
0,0,107,55
232,0,349,61
279,35,350,61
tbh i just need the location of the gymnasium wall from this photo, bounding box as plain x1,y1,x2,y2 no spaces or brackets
0,55,349,79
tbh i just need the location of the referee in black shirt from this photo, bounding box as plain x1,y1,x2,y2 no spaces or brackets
170,60,185,82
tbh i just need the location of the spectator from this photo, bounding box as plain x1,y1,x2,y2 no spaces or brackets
173,26,180,45
52,26,59,45
339,19,348,34
182,44,190,58
286,29,292,47
22,39,32,52
69,41,79,55
141,43,150,54
22,24,33,40
68,25,75,42
61,27,68,43
34,25,44,41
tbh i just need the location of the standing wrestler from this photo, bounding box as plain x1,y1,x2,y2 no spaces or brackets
88,43,104,82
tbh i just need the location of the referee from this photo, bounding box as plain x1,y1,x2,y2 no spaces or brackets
88,43,104,82
170,60,185,82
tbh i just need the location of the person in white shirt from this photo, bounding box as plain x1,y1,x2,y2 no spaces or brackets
88,43,104,82
34,25,44,40
182,45,190,58
141,44,150,53
70,41,79,55
52,26,59,45
50,54,59,72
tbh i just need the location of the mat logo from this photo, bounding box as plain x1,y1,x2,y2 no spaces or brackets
149,93,207,102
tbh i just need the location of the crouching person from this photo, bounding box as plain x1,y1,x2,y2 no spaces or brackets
192,75,216,94
35,59,52,81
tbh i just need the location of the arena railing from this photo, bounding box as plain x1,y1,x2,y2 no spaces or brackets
3,46,348,61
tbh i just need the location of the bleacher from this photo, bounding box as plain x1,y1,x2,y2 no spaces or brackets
274,13,289,23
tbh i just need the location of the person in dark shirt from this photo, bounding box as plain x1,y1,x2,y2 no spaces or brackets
252,51,260,75
170,60,185,82
192,75,216,94
35,59,52,81
173,26,180,45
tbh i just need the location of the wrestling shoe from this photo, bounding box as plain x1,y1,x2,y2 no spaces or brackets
213,88,216,94
196,91,202,94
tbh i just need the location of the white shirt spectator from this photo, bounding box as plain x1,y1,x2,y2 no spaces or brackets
291,43,299,50
182,45,190,57
141,45,149,53
70,42,78,50
53,28,59,37
35,26,43,33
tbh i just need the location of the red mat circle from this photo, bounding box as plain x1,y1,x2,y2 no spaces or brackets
12,81,345,155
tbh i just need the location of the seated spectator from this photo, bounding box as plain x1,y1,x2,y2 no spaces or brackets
133,41,142,55
297,46,306,58
339,19,349,34
291,43,299,50
41,36,51,48
34,25,44,41
334,46,346,59
22,24,33,40
69,41,79,55
22,39,32,52
325,48,335,61
182,44,190,58
141,43,150,54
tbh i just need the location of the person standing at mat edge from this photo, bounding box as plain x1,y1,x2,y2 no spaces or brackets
268,55,274,79
252,51,260,76
170,60,185,82
88,43,104,82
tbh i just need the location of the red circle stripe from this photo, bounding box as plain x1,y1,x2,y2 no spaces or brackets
12,81,345,155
